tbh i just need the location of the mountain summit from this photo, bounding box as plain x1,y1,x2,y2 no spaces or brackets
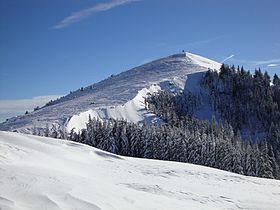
0,52,221,133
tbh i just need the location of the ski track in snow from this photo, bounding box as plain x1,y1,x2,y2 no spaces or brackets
0,52,221,133
0,131,280,210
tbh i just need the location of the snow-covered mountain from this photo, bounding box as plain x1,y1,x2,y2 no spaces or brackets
0,52,221,133
0,131,279,210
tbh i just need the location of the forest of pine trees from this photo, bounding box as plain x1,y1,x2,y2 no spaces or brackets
34,65,280,180
200,64,280,178
201,64,280,134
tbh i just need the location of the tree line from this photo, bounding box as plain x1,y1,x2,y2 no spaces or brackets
33,64,280,179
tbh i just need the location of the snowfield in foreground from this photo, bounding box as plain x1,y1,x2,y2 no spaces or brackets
0,132,279,210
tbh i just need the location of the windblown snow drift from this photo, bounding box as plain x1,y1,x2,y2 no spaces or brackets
0,131,280,210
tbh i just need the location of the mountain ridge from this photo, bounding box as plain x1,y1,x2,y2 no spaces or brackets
0,52,221,133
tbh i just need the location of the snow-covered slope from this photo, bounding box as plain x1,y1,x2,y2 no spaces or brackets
0,52,221,133
67,84,163,131
0,131,279,210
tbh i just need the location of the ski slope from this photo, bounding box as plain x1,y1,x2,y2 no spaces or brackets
0,131,279,210
0,52,221,133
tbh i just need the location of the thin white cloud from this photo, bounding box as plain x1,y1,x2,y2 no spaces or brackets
0,95,63,122
251,58,280,66
221,54,235,63
267,63,279,67
53,0,140,29
231,58,280,67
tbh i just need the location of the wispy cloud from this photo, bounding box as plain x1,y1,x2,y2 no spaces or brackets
53,0,140,29
0,95,63,122
267,63,279,67
250,58,280,66
231,57,280,68
221,54,235,63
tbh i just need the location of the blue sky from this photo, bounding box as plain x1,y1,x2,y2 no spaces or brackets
0,0,280,120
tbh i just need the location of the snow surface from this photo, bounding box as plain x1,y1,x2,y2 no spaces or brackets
0,131,279,210
66,53,221,131
0,52,221,133
67,84,163,131
185,52,221,70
